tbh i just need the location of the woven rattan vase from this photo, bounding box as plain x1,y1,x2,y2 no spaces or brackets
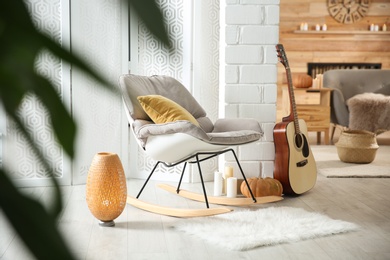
335,130,379,164
86,152,127,227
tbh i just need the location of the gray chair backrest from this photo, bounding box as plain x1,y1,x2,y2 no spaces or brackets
323,69,390,101
119,74,207,122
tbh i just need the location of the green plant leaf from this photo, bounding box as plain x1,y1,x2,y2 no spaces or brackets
39,33,112,91
30,74,77,158
0,169,77,260
129,0,171,48
0,1,171,259
0,0,112,160
8,113,64,218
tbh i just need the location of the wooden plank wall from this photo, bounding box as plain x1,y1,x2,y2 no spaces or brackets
278,0,390,91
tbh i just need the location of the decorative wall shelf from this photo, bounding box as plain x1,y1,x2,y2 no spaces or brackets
294,30,390,35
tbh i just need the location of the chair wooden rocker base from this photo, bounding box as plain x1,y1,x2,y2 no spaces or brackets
158,184,283,206
126,195,233,218
126,149,283,217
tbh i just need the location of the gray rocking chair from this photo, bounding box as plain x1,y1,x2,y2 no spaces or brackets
119,74,263,208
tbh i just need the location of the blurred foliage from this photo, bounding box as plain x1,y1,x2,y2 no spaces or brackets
0,0,169,259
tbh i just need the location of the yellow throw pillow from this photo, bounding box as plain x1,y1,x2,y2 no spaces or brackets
137,95,200,126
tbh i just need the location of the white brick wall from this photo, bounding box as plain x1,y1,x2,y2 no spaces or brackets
224,0,279,178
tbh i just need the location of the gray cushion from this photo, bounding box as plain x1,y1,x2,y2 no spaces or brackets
213,118,262,133
134,119,262,148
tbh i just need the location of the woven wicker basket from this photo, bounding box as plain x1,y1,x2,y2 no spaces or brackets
335,130,379,164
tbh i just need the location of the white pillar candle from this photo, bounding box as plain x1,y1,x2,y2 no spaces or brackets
213,171,223,196
227,177,237,198
316,74,323,89
322,24,327,31
312,78,319,89
223,166,234,194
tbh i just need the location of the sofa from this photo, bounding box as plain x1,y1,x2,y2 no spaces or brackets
322,69,390,140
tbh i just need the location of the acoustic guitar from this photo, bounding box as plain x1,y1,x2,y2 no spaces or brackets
273,44,317,195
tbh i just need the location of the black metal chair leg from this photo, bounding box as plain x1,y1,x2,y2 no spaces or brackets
195,154,209,208
136,149,255,208
230,149,257,203
176,162,187,193
136,161,161,199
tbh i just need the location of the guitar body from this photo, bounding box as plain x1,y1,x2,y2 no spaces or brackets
274,119,317,195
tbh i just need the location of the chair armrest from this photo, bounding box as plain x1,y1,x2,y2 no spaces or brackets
213,118,262,133
331,88,349,127
133,120,209,148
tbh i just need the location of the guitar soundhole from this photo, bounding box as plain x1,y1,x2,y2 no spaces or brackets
295,133,310,158
302,135,309,157
294,134,303,149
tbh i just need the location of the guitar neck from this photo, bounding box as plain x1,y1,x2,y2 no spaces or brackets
285,65,301,134
276,44,301,134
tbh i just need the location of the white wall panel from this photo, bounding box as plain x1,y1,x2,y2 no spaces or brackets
70,0,127,185
225,1,280,178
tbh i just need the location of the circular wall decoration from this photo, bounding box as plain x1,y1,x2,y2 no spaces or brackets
328,0,370,24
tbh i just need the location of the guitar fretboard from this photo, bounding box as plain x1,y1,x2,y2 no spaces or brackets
276,44,301,135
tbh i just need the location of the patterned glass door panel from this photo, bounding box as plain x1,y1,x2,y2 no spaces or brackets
2,0,70,187
133,0,220,183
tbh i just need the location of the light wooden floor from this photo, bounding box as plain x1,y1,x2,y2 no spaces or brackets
1,143,390,260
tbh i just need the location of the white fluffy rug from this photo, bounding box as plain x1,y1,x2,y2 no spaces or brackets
312,145,390,178
174,207,358,251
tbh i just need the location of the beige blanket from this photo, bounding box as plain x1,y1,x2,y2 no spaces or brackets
347,93,390,133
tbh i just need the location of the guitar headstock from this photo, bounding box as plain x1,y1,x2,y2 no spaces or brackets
276,44,289,69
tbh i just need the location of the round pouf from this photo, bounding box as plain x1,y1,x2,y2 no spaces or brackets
335,130,379,164
86,152,127,226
